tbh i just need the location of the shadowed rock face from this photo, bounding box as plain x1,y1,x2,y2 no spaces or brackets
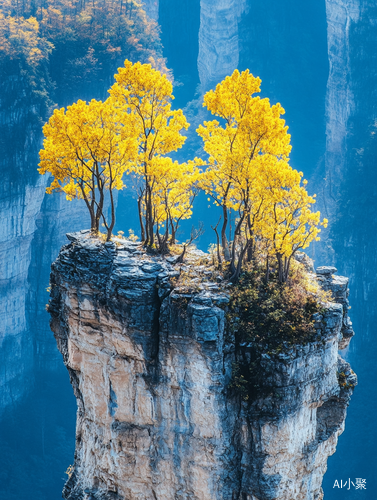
49,231,356,500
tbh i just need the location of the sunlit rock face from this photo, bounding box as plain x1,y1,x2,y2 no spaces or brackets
198,0,247,89
49,231,356,500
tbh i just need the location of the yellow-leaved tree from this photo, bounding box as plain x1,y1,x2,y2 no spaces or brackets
38,98,138,240
150,158,202,252
198,69,326,281
255,157,327,282
109,60,200,249
38,61,327,275
198,69,291,278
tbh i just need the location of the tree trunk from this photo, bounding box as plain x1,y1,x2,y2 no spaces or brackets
170,222,176,245
137,196,145,242
159,218,169,254
230,241,249,283
211,220,222,268
106,188,116,242
229,215,245,277
145,185,154,247
247,239,253,262
246,216,254,262
221,205,230,261
283,255,293,283
177,244,187,264
276,253,284,283
80,184,96,232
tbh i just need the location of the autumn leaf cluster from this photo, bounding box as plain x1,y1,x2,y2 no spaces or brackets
199,69,327,281
39,61,203,243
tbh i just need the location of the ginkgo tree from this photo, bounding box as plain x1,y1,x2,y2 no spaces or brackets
109,60,197,248
198,69,291,278
151,158,202,252
38,60,327,280
249,156,327,282
198,68,326,282
256,158,327,282
38,98,138,241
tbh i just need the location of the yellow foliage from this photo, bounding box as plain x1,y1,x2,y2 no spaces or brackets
37,61,327,271
109,60,193,247
198,69,326,282
0,12,52,64
39,97,138,239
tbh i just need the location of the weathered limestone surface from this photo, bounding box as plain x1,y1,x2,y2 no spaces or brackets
49,231,356,500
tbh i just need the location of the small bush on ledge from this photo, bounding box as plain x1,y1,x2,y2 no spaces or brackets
227,258,331,402
229,261,323,349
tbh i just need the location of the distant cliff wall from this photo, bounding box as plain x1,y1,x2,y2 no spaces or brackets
0,0,159,412
316,0,361,262
0,58,51,409
49,232,356,500
0,175,46,410
198,0,247,89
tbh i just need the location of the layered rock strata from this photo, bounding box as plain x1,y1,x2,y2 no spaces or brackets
49,231,356,500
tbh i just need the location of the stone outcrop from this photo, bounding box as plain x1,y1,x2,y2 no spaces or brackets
49,231,356,500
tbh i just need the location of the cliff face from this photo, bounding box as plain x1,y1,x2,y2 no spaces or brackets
49,231,356,500
314,0,361,264
0,55,51,409
198,0,247,89
0,174,46,411
324,0,360,199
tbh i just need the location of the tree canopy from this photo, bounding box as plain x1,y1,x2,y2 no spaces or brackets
0,0,162,105
0,0,163,176
198,69,326,281
109,60,202,250
39,63,327,282
39,97,138,240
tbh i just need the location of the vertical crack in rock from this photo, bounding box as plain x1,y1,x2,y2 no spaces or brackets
49,231,356,500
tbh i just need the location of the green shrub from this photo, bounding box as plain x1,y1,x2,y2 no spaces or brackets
228,261,324,401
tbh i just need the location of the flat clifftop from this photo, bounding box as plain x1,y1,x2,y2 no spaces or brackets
49,231,356,500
